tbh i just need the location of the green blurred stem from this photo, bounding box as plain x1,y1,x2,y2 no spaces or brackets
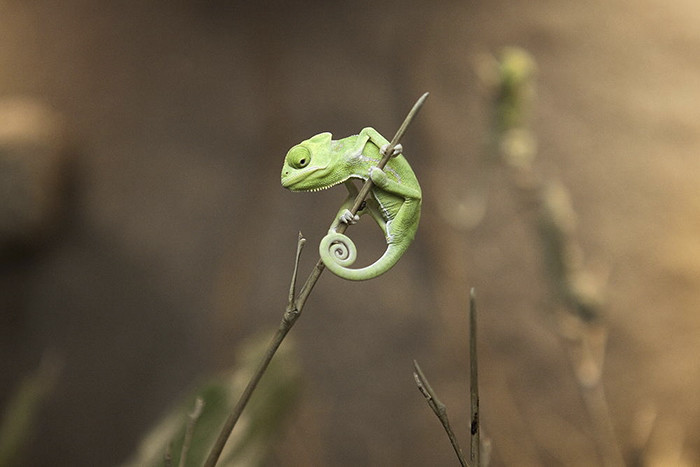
0,353,62,466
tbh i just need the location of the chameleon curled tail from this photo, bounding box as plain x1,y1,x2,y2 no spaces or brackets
320,231,404,281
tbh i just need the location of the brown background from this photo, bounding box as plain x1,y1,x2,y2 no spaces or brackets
1,0,700,465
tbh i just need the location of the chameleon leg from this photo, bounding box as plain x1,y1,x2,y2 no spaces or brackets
357,127,391,152
369,166,422,200
329,181,361,231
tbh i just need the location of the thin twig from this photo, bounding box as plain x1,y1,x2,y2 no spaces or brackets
469,288,480,467
179,397,204,467
203,93,429,467
287,232,307,311
413,360,469,467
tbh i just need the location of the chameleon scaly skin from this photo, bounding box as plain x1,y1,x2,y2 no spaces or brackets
281,127,421,280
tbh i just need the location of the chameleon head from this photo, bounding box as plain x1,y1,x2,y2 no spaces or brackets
281,132,349,192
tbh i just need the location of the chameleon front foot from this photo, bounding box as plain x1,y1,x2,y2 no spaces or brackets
380,143,403,158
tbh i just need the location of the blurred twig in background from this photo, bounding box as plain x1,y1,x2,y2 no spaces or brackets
484,47,624,467
122,333,300,467
178,397,204,467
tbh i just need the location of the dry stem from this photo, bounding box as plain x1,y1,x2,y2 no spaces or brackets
413,360,469,467
469,288,481,467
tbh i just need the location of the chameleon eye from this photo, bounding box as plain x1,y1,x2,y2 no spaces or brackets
288,146,311,169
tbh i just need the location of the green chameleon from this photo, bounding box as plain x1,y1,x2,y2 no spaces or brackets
281,127,422,280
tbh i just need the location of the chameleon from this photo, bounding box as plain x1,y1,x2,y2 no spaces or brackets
281,127,421,281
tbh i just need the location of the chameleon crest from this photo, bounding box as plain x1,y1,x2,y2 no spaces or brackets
281,127,421,281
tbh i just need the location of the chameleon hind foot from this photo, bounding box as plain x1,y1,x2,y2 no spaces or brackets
339,209,360,225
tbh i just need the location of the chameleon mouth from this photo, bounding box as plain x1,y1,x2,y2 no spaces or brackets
306,179,345,192
284,178,345,192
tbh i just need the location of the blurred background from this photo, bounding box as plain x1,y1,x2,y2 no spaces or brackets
1,0,700,465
